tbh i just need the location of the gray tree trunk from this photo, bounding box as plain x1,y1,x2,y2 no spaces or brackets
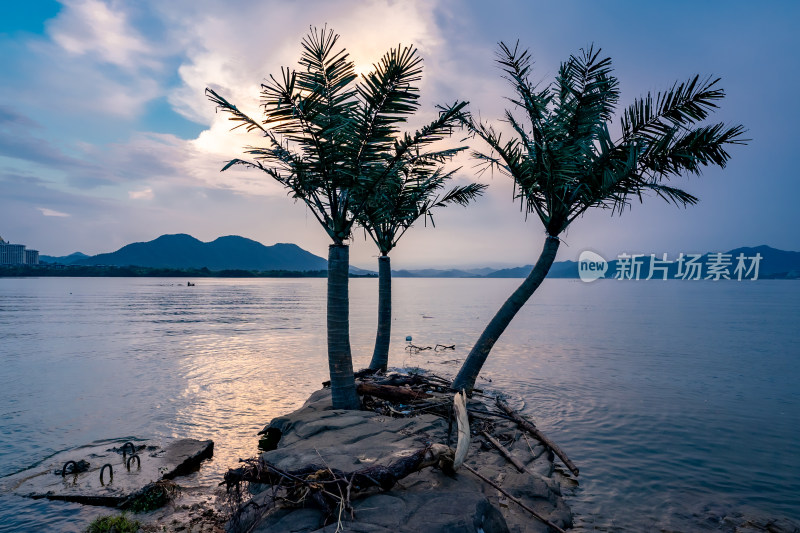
327,244,360,409
368,255,392,371
452,236,560,392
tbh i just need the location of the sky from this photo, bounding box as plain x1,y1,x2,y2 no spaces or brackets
1,0,798,269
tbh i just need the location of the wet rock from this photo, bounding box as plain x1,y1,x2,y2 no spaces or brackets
7,438,213,509
160,439,215,479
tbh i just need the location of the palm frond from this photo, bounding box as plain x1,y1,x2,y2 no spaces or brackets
207,28,467,246
434,183,488,208
461,42,747,236
357,163,485,253
345,100,468,234
620,75,726,143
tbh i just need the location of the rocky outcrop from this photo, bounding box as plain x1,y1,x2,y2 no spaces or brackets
235,389,572,532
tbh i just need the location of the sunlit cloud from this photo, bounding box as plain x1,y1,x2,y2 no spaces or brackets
128,187,154,200
47,0,157,70
37,207,71,217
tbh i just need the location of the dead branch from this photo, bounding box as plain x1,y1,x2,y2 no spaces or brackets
405,344,433,353
321,368,380,387
357,382,432,403
224,444,453,499
480,431,526,474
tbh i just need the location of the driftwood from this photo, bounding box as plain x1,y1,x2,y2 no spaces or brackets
461,463,566,533
224,444,454,526
405,344,433,353
452,392,470,470
225,444,453,531
496,399,579,476
480,431,527,474
457,394,564,533
356,382,431,403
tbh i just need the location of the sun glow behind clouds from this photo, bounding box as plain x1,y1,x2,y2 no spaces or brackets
183,1,443,199
1,0,503,263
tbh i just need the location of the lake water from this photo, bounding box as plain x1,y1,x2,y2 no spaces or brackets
0,277,798,532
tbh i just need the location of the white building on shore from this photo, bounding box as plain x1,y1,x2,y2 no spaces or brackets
0,236,39,265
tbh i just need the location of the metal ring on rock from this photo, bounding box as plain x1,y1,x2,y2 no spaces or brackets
61,460,77,478
126,454,140,471
100,463,113,485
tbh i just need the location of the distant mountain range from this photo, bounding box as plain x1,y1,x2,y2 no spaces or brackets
41,236,800,279
43,234,328,272
481,245,800,280
389,245,799,279
41,252,90,265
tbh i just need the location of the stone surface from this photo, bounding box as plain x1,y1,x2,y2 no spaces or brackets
239,389,572,532
5,438,213,507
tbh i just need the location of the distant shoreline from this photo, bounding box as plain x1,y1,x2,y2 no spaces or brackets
1,264,796,279
0,264,376,278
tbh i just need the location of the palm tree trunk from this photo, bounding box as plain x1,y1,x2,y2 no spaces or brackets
452,236,560,392
327,244,360,409
368,255,392,371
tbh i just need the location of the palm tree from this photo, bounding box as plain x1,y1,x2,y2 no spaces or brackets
206,27,466,409
451,43,747,391
360,169,486,372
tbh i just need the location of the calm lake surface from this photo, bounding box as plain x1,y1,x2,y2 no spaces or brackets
0,277,798,532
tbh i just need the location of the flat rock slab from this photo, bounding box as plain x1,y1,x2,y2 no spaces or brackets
5,438,213,507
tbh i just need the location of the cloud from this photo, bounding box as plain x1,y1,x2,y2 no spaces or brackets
166,0,443,126
47,0,157,70
0,0,502,264
37,207,71,217
128,187,154,200
2,0,785,264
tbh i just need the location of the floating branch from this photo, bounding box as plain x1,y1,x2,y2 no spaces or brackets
406,344,433,353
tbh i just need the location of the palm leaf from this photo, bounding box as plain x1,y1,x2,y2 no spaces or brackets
460,42,747,235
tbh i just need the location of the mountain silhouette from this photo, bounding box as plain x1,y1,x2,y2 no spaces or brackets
40,252,89,265
74,234,327,271
40,239,798,278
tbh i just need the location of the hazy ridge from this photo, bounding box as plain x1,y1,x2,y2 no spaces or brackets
41,235,800,279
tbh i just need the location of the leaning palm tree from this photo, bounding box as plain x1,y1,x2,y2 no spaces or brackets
359,169,486,372
451,42,747,391
206,27,465,409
